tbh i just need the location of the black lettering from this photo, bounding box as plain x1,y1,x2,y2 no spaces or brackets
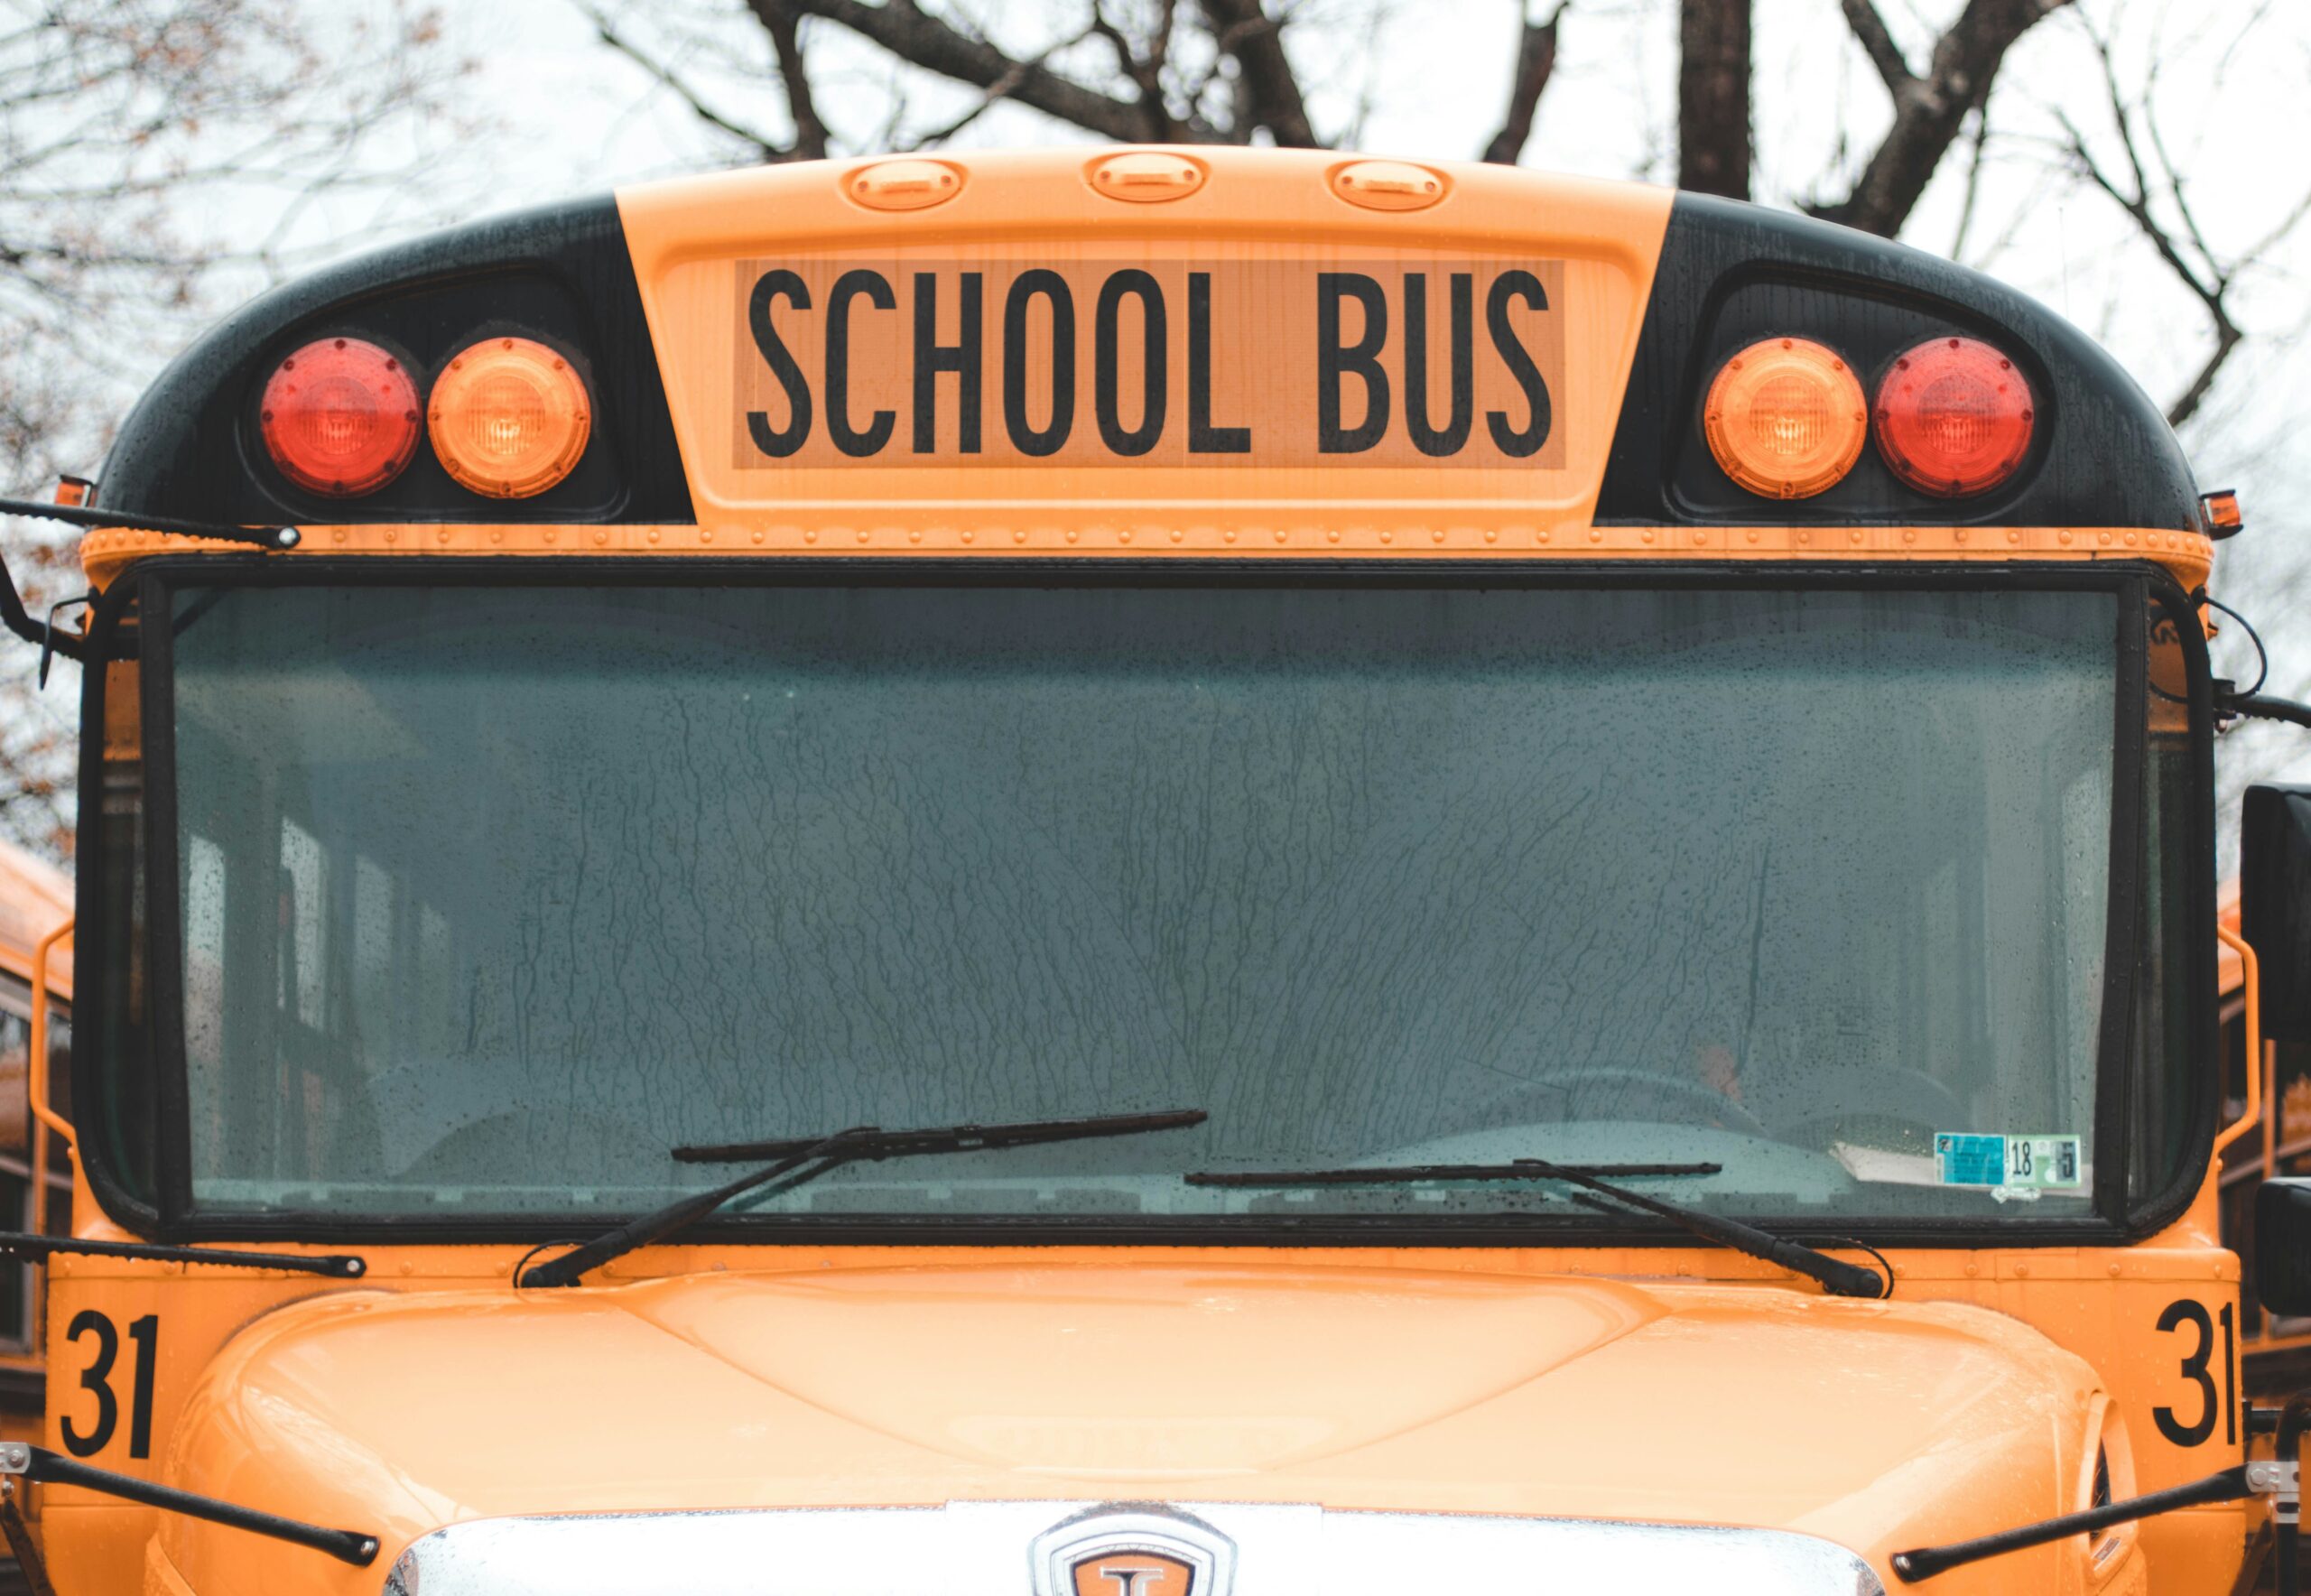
1095,270,1167,457
1003,269,1075,457
1486,269,1552,457
746,269,812,458
1403,272,1473,457
1318,273,1388,453
2153,1298,2219,1447
825,270,896,458
1188,272,1250,453
126,1313,158,1459
61,1310,118,1457
913,272,982,454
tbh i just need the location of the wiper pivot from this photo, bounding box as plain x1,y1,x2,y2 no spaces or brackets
523,1108,1208,1289
0,1441,376,1566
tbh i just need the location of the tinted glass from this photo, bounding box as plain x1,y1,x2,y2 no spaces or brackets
168,582,2121,1226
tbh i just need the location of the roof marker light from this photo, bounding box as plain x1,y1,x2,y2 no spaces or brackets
427,337,591,499
1874,337,2035,497
1703,338,1868,499
258,338,421,497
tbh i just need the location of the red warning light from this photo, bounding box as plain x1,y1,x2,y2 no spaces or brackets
1873,337,2035,498
258,338,422,497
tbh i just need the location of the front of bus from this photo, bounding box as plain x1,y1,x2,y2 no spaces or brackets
38,150,2235,1593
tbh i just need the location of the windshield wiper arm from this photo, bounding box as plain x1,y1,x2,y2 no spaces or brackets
521,1109,1207,1289
1190,1155,1888,1299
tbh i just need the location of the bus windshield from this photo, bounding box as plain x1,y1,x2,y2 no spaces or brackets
163,578,2127,1229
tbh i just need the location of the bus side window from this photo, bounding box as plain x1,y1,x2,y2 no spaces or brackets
0,987,37,1351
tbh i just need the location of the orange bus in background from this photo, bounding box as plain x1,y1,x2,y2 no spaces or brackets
12,146,2311,1593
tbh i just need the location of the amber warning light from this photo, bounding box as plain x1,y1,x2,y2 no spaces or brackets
1703,338,1867,499
428,337,591,498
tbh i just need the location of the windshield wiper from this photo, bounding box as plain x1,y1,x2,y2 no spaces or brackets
1187,1155,1888,1299
520,1109,1208,1288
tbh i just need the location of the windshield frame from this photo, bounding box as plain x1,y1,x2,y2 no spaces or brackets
74,555,2215,1250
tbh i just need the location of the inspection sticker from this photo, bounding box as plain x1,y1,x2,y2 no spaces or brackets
1935,1133,2083,1189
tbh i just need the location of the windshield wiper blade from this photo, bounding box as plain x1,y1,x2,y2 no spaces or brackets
1186,1160,1721,1186
1190,1155,1888,1300
521,1108,1207,1289
673,1109,1211,1165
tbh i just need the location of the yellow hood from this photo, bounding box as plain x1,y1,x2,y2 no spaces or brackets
160,1259,2103,1590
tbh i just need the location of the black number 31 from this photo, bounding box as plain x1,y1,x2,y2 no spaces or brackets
2152,1298,2236,1448
60,1311,157,1459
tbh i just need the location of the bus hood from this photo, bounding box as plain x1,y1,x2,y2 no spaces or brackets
159,1260,2101,1590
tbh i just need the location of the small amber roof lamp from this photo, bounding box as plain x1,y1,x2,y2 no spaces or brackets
2204,488,2243,539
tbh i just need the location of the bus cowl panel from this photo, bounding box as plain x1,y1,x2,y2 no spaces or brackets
151,1260,2099,1591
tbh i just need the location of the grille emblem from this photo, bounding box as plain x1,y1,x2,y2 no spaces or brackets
1031,1507,1236,1596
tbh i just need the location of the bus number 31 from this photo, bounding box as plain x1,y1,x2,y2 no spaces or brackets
60,1310,158,1460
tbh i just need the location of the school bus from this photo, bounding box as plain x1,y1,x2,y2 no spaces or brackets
1,145,2306,1593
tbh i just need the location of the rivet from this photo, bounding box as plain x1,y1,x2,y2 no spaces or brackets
331,529,347,544
2059,530,2073,545
1016,529,1030,543
752,530,766,544
1588,528,1602,543
961,529,975,543
438,528,451,544
398,1259,414,1276
1118,530,1131,543
1484,529,1498,543
1379,530,1393,543
646,528,660,543
1850,530,1864,544
2014,1263,2028,1277
909,530,923,543
2124,533,2138,547
804,530,819,544
1538,530,1551,543
1169,528,1182,543
2008,530,2022,544
859,529,872,543
1431,529,1445,543
1327,529,1341,543
2097,532,2111,546
1064,529,1079,543
1745,529,1759,544
700,528,713,543
1901,529,1915,544
1693,530,1707,545
544,529,558,544
1796,532,1810,545
384,529,397,543
1223,529,1238,543
2108,1262,2121,1276
490,528,505,544
1641,529,1656,544
1274,529,1287,543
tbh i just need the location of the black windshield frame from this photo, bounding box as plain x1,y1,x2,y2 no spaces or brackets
73,556,2215,1249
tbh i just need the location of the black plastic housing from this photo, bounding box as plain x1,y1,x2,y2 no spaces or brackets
2244,784,2311,1045
1597,193,2204,531
95,196,692,526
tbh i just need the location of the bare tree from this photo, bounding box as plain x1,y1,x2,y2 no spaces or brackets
0,0,472,859
1678,0,1750,200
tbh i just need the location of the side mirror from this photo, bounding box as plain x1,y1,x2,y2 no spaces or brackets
2242,784,2311,1046
2259,1179,2311,1315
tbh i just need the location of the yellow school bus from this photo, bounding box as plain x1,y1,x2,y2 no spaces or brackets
4,145,2307,1592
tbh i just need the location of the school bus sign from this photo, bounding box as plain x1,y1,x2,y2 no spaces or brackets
729,257,1567,470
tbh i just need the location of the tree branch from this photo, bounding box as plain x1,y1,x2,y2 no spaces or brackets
1482,3,1565,165
784,0,1163,144
1197,0,1321,146
1838,0,1916,93
1678,0,1750,200
580,5,784,160
1813,0,2071,237
747,0,830,162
